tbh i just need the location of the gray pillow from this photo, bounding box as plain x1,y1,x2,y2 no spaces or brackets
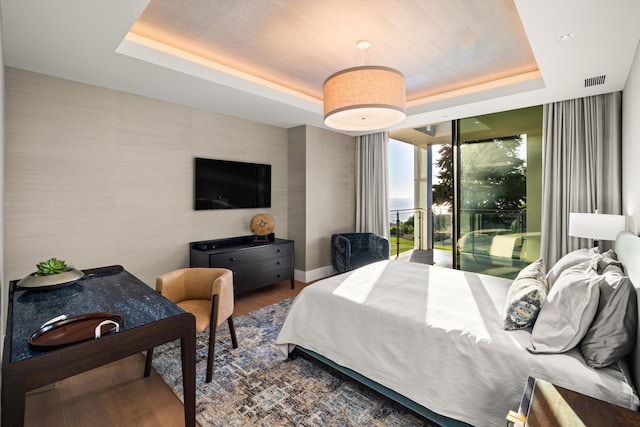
580,272,638,368
547,247,599,288
503,259,548,330
589,250,623,275
528,261,601,354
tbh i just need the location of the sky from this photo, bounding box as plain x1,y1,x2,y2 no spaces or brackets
388,138,414,199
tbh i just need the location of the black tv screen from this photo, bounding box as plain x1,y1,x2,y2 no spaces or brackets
194,157,271,210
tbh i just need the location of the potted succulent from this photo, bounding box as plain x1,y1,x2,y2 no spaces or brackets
17,257,84,290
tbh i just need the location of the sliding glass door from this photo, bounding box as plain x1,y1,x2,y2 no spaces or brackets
457,106,542,278
389,105,542,279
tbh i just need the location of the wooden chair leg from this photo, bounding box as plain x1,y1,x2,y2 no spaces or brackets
206,295,219,383
206,324,217,383
144,348,154,377
228,317,238,349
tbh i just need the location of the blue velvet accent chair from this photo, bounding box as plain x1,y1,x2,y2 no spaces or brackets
331,233,390,274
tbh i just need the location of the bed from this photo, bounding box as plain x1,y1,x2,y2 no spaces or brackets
276,231,640,426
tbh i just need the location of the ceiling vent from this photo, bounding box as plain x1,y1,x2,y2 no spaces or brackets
585,75,606,87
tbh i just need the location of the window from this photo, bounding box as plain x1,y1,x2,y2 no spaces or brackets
458,106,542,278
388,138,416,256
389,105,542,279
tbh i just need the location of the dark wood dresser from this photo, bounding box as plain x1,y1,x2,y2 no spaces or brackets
189,235,294,294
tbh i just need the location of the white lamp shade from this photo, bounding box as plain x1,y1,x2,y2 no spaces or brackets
568,213,626,241
323,65,406,131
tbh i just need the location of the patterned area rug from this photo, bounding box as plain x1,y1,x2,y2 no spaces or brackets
152,298,427,426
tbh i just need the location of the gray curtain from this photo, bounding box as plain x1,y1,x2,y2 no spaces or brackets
541,92,622,267
356,132,390,238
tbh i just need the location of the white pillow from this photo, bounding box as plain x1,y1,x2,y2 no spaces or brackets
546,247,598,288
528,261,601,354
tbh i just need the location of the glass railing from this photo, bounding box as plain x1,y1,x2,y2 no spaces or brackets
389,208,424,256
389,208,452,257
389,207,538,278
457,208,538,279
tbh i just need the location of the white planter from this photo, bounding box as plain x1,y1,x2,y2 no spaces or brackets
17,269,85,291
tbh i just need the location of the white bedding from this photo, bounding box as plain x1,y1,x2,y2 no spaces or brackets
276,260,639,427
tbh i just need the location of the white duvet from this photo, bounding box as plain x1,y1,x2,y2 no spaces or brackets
276,260,638,427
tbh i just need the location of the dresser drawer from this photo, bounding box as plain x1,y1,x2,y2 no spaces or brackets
234,267,292,292
227,255,291,276
210,243,292,267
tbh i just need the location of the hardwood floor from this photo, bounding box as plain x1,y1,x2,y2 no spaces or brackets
24,279,310,427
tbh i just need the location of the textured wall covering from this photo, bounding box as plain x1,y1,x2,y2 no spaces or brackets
287,125,356,280
4,67,288,287
305,126,356,271
0,26,5,353
287,126,307,273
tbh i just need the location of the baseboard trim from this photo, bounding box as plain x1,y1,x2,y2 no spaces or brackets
294,265,333,283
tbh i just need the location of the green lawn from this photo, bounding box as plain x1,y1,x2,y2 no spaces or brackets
389,236,414,256
434,244,451,251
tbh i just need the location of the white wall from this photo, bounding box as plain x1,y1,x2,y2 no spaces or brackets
4,68,289,287
623,40,640,232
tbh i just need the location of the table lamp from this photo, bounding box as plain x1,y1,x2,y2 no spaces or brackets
568,212,626,247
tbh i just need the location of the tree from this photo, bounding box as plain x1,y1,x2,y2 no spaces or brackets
432,144,453,206
460,138,526,211
431,138,527,211
403,215,414,235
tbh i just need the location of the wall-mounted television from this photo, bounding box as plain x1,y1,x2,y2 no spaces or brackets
194,157,271,210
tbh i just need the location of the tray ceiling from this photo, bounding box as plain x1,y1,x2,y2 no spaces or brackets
129,0,539,104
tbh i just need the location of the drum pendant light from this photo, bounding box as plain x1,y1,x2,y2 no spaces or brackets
323,41,406,131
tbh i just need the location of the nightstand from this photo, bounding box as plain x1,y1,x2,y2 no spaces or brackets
507,377,640,426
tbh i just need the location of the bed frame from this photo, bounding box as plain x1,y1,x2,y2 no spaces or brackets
289,230,640,426
289,346,471,426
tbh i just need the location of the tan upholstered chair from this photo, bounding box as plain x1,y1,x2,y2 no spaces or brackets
148,268,238,383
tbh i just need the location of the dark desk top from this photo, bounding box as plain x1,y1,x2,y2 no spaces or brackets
7,265,184,364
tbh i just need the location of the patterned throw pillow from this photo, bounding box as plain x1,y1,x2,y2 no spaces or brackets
503,259,548,330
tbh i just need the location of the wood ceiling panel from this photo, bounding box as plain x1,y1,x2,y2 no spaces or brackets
130,0,538,101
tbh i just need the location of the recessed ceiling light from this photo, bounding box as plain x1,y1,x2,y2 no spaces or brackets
557,33,575,43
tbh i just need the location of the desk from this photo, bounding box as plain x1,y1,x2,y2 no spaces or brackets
2,266,196,427
513,377,640,426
